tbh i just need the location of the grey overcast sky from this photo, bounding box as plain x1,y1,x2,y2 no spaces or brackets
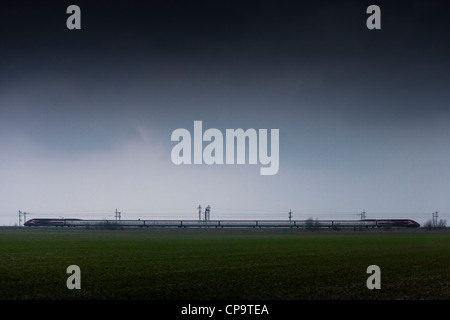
0,0,449,225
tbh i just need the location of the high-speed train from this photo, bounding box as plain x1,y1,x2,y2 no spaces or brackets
24,218,420,228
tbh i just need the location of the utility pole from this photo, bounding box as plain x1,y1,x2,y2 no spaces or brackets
205,205,211,221
358,211,366,220
18,211,30,226
198,205,202,221
115,209,121,221
432,211,439,227
289,210,293,227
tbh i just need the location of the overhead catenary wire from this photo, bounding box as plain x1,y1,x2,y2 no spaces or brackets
8,208,450,226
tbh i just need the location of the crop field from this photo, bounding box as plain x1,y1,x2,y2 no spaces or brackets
0,228,448,300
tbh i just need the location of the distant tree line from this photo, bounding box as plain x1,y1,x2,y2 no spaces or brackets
423,219,447,230
305,217,321,230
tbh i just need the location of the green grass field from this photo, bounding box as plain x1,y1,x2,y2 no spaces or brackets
0,228,448,300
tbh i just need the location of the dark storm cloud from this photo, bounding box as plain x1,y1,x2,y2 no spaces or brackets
2,0,449,122
1,0,449,157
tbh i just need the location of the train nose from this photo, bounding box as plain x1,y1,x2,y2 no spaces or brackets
410,220,420,227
